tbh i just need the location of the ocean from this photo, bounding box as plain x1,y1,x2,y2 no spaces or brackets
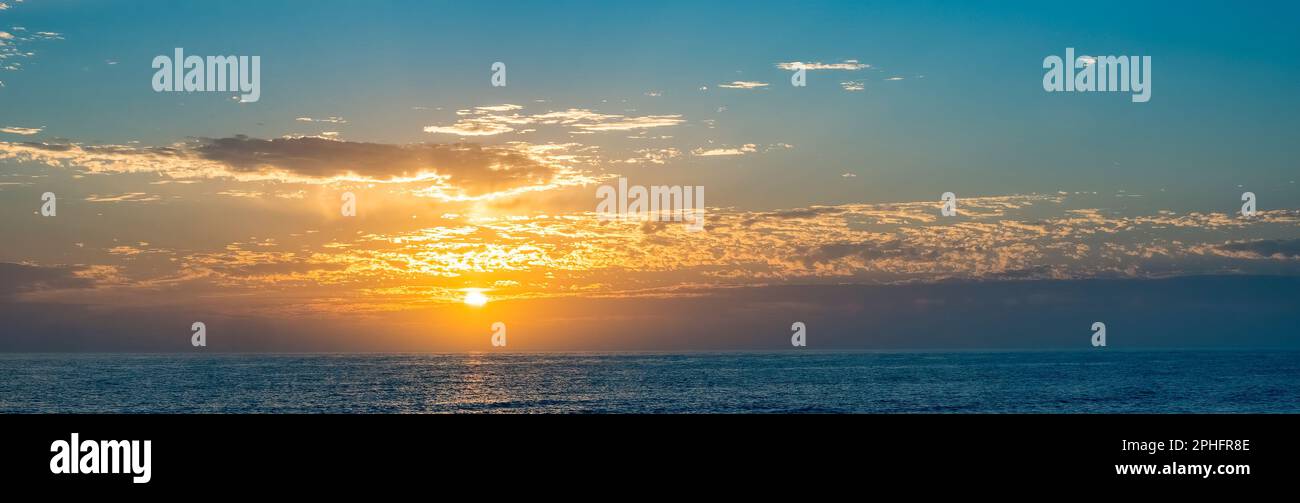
1,351,1297,413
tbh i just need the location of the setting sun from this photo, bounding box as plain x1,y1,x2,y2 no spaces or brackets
462,289,489,307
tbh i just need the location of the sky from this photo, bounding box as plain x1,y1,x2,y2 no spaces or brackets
1,0,1298,351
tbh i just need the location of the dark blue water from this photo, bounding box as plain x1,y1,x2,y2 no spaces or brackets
1,351,1297,413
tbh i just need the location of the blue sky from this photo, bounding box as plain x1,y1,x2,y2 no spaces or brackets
4,0,1297,208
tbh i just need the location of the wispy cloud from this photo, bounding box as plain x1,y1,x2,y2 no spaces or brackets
615,147,682,165
692,144,757,156
0,126,42,135
717,81,769,90
422,121,516,136
776,60,869,71
0,25,62,72
85,193,162,203
424,104,685,136
295,116,348,124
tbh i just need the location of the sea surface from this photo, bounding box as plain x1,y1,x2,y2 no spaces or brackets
1,351,1297,413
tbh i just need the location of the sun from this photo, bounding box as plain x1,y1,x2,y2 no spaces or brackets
462,289,489,307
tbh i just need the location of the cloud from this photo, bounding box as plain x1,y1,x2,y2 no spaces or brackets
422,121,516,136
567,113,685,132
689,143,789,157
6,189,1299,320
776,60,869,71
0,135,595,200
718,81,769,90
0,25,61,71
85,193,161,203
0,140,234,178
692,144,757,156
191,136,565,197
232,195,1296,307
0,263,95,299
473,104,523,113
616,147,681,165
424,104,685,136
217,189,263,198
295,116,348,124
1214,239,1300,260
106,243,169,256
0,126,42,135
841,81,865,92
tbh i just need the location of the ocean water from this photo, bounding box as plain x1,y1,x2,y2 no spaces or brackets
1,351,1297,413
